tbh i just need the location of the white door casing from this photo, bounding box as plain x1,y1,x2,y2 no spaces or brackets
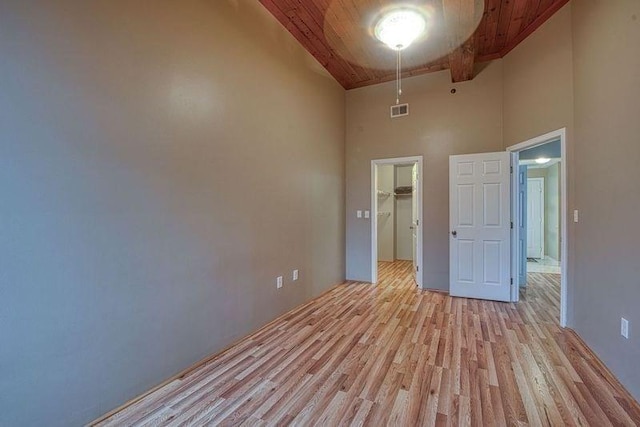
526,177,544,259
506,127,568,326
411,164,419,285
518,165,528,286
449,152,512,302
371,156,423,288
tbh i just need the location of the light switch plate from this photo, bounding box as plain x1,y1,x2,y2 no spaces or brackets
276,276,283,289
364,210,370,219
357,210,362,218
573,210,579,223
621,317,629,339
293,270,299,281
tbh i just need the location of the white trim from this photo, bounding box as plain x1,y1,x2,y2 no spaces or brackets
509,152,519,302
371,156,423,288
527,177,545,260
507,127,568,328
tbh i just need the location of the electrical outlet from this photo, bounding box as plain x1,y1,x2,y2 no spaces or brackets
276,276,283,289
293,269,299,281
621,317,629,339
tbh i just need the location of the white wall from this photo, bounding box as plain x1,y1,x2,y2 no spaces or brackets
377,164,394,261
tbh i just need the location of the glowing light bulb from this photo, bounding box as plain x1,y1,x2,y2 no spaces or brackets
375,10,427,51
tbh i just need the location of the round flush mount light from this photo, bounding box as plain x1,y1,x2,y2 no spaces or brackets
375,9,427,51
535,158,551,164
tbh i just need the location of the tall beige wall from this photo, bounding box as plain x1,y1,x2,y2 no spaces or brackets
503,3,574,147
345,62,504,289
572,0,640,399
0,1,345,425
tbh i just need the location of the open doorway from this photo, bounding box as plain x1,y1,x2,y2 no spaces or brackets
508,129,568,326
371,156,423,288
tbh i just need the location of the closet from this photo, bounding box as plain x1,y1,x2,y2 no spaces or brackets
376,164,414,262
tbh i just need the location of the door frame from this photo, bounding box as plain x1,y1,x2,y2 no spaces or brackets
371,156,423,288
527,177,545,260
507,128,568,327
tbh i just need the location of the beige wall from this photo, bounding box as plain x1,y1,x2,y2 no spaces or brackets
503,3,574,147
572,0,640,399
346,62,504,289
0,1,345,425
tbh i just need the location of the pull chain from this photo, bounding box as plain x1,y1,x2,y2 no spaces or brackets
396,48,403,105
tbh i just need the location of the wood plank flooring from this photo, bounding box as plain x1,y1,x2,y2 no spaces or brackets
95,261,640,426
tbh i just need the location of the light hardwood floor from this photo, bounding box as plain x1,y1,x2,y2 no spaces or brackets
95,261,640,426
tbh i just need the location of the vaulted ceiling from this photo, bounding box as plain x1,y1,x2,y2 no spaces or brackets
259,0,570,89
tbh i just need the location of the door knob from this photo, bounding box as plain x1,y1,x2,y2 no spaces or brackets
451,230,457,237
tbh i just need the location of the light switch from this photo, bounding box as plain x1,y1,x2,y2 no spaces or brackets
357,210,362,218
573,210,579,223
364,210,370,219
621,317,629,339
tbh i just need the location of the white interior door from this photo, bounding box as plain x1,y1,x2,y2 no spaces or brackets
449,152,512,302
411,164,419,286
526,178,544,259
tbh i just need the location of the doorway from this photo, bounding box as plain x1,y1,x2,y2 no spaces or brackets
371,156,423,288
508,128,568,326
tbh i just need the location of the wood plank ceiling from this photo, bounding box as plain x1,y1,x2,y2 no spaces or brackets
259,0,570,89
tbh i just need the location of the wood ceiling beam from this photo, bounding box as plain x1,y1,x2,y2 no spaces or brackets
443,0,480,83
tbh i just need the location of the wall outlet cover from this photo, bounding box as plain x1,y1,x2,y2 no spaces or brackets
293,270,299,281
277,276,283,289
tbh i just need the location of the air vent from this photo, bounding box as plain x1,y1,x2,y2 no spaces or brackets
390,103,409,118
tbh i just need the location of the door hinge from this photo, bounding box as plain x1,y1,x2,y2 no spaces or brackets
416,265,419,272
511,221,513,229
417,219,419,226
510,278,513,285
510,166,513,173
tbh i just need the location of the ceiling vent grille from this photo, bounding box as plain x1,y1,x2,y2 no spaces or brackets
390,103,409,118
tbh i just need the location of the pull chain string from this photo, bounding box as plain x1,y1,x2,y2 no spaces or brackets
395,48,403,105
396,49,400,104
399,49,402,101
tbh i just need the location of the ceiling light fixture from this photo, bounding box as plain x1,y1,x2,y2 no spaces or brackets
375,10,426,51
375,9,427,104
535,158,551,164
